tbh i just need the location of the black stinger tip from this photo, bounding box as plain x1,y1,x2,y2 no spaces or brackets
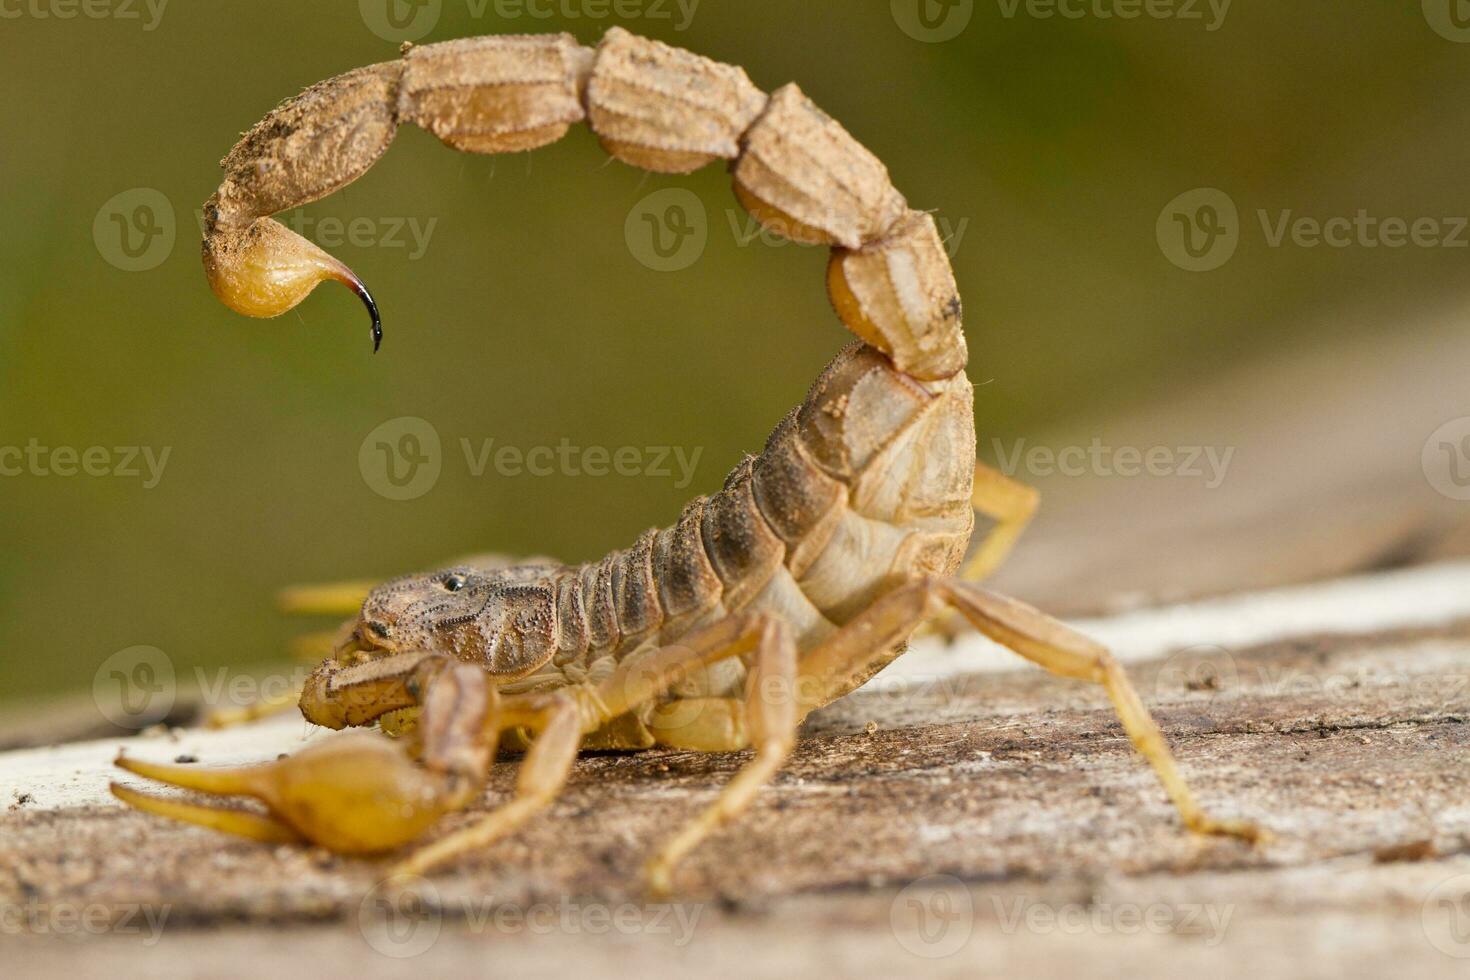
365,290,383,353
346,279,383,353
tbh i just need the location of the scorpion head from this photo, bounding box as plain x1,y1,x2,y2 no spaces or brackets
347,565,560,679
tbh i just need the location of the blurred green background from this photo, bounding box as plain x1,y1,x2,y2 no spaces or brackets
3,0,1468,701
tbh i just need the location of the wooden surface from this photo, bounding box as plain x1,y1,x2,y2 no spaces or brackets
6,593,1470,977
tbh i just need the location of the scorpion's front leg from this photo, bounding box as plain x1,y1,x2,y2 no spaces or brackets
112,651,497,853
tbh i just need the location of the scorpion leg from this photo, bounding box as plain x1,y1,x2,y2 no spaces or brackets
642,619,798,895
798,578,1267,844
388,613,794,883
113,653,498,853
923,463,1041,640
391,695,581,878
959,463,1041,584
204,680,305,729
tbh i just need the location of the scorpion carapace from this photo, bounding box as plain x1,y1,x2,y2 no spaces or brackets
113,27,1265,894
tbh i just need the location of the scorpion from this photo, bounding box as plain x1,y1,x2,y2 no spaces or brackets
111,28,1264,893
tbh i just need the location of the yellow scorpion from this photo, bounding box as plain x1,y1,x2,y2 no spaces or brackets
113,29,1264,894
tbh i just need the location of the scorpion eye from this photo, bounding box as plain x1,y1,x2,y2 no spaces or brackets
442,575,465,593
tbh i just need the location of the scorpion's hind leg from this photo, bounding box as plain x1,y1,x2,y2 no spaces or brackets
113,653,498,853
203,679,307,730
797,578,1268,844
958,463,1040,584
922,462,1040,640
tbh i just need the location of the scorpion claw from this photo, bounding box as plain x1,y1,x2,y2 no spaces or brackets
110,781,303,845
112,734,467,854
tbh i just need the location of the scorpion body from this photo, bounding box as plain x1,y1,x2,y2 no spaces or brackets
366,343,975,726
112,28,1263,893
